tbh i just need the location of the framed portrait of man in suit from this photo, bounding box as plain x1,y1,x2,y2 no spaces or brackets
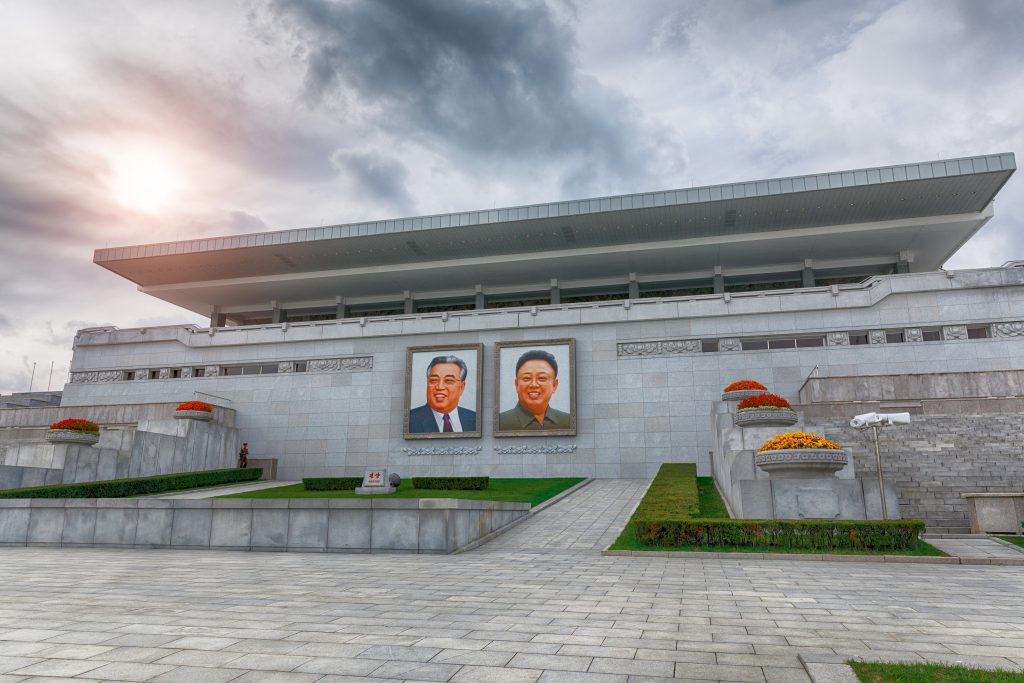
404,343,483,440
494,338,576,437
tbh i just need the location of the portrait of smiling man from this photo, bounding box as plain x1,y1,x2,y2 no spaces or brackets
406,347,481,437
496,341,575,435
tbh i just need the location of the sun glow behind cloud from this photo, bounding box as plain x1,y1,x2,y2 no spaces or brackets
106,146,182,213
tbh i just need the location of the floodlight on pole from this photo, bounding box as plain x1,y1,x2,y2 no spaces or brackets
849,412,911,520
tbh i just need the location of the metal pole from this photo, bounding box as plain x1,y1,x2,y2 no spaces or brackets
46,361,54,391
872,425,888,520
28,362,36,392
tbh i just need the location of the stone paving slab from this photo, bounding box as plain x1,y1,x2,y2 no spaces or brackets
1,478,1023,681
152,480,301,499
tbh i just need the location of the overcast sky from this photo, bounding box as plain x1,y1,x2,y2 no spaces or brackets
1,0,1022,394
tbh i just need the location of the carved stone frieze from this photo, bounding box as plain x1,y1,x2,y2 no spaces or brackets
69,370,122,384
617,342,662,357
992,322,1024,337
719,338,741,352
402,446,483,457
617,340,700,357
134,371,148,381
278,362,294,373
157,368,171,380
494,444,578,455
826,332,849,346
943,325,967,340
661,339,701,354
203,366,219,377
868,330,887,344
904,327,923,342
180,367,193,378
307,357,373,372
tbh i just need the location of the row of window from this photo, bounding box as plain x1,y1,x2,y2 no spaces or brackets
697,326,990,353
123,362,308,381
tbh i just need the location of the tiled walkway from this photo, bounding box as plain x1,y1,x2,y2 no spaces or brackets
1,480,1024,682
925,536,1024,559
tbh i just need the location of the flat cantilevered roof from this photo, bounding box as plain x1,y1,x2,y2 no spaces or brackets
94,153,1015,315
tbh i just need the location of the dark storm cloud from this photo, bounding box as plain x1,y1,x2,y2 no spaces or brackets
265,0,683,195
331,151,414,214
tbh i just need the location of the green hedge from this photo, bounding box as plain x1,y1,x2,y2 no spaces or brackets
632,518,925,551
302,477,363,491
411,476,489,490
628,463,924,551
0,468,261,499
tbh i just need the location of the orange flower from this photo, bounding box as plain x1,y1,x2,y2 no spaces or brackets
724,380,767,392
175,401,213,412
49,418,99,433
737,393,791,410
758,431,841,452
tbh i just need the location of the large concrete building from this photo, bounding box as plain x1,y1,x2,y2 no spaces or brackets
54,153,1022,491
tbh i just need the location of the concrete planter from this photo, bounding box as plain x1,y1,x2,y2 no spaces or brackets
754,448,847,478
722,389,767,402
734,408,798,427
174,410,213,421
44,429,99,446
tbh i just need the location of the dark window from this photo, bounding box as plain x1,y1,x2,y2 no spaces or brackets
241,365,260,375
701,340,718,353
768,339,796,349
260,364,279,374
294,361,307,372
886,331,905,344
123,371,135,381
849,333,869,345
796,337,825,348
193,367,206,377
171,369,181,378
222,366,243,376
742,339,769,350
921,328,941,342
149,370,160,379
967,326,990,339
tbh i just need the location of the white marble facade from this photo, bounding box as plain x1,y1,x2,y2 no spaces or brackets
61,266,1024,481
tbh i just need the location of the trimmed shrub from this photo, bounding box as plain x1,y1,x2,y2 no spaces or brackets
632,518,925,551
723,380,767,392
176,401,213,412
0,468,261,499
48,418,99,433
303,477,362,491
631,463,700,522
412,476,489,490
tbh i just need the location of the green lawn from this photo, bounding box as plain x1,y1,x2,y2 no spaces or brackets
696,476,730,519
219,477,585,507
996,536,1024,549
850,661,1024,682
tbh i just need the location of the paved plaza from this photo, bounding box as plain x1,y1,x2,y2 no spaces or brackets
1,480,1023,682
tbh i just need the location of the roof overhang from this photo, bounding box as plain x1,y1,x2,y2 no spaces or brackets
94,153,1015,315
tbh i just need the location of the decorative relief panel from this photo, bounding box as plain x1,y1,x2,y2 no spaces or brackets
904,328,923,342
307,357,373,372
402,446,483,457
719,338,741,352
203,366,219,378
993,322,1024,337
278,362,293,373
157,368,171,380
826,332,849,346
943,325,967,340
617,340,700,357
69,370,122,384
494,444,578,455
134,371,148,381
180,367,193,378
868,330,887,344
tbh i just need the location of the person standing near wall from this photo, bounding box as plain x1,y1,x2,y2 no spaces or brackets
238,442,249,468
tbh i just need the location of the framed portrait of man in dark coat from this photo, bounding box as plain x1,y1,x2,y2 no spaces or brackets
404,343,483,439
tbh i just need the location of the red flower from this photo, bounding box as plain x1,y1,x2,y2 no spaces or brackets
737,393,792,410
49,418,99,433
724,380,767,392
175,401,213,412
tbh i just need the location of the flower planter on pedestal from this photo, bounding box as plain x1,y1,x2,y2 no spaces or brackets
174,410,213,422
754,448,847,478
45,429,99,446
734,409,798,427
722,389,767,402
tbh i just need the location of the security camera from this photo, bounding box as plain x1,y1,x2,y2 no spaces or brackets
850,412,911,428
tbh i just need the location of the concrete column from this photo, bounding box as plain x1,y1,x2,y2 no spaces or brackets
403,291,414,314
271,307,286,324
210,307,226,328
896,250,914,274
802,259,815,287
550,279,560,305
474,285,485,310
713,266,725,294
628,273,639,300
335,296,348,320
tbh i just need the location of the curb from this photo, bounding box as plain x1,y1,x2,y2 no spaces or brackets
599,548,1024,565
453,478,594,554
799,653,859,682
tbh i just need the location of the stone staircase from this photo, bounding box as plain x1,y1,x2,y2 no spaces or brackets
812,414,1024,534
0,391,62,409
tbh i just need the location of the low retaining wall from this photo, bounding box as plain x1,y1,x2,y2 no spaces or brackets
964,493,1024,534
0,497,529,554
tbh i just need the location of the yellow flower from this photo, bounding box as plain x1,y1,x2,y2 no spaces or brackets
758,431,841,452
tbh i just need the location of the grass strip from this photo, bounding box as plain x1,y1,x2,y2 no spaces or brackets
996,535,1024,549
850,660,1024,682
0,468,262,498
220,477,584,507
